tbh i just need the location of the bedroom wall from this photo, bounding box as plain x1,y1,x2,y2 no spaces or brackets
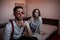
0,0,26,24
26,0,59,19
58,1,60,34
0,1,2,23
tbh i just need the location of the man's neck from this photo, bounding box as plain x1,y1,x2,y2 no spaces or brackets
15,19,24,27
16,19,23,23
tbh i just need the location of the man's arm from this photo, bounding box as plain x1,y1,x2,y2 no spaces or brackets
3,23,12,40
25,21,32,37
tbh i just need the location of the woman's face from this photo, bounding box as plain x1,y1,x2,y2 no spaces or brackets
34,10,39,18
15,8,25,20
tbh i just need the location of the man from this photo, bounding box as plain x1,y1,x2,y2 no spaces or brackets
3,6,33,40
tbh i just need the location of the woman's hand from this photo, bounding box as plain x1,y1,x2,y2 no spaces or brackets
40,32,46,35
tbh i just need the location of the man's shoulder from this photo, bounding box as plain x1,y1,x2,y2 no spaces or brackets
25,21,28,23
5,21,12,30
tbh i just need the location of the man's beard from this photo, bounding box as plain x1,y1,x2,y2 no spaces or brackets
15,16,23,21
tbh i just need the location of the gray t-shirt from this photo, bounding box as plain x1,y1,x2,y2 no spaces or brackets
29,17,42,34
3,20,30,40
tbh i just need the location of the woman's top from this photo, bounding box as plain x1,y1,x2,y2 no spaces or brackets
29,17,42,34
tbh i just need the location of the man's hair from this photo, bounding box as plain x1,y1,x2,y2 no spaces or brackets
32,9,41,17
13,6,23,13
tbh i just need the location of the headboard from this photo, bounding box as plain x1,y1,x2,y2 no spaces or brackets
42,18,59,27
24,17,59,27
0,17,59,29
0,23,7,29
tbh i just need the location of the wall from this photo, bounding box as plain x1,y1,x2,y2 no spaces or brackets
0,0,26,24
0,1,2,23
26,0,59,19
58,1,60,34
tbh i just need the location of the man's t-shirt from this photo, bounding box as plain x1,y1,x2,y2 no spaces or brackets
3,20,29,40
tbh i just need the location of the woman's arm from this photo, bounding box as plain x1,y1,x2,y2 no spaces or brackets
39,17,43,34
39,17,46,35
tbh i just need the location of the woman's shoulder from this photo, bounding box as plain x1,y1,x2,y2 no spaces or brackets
39,16,42,20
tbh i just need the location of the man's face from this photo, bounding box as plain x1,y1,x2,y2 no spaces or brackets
14,8,25,20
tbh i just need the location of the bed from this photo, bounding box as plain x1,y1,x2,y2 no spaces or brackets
27,17,59,40
0,18,59,40
38,24,57,40
41,18,59,40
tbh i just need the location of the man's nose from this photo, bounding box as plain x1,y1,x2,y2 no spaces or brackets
19,13,21,16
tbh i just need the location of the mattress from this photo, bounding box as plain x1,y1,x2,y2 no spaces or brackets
39,24,57,40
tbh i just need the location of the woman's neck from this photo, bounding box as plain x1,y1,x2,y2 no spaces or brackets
34,17,38,19
34,17,38,21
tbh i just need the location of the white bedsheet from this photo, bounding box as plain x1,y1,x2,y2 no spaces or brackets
38,24,57,40
28,20,57,40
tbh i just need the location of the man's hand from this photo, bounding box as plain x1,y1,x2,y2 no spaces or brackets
22,31,29,36
21,22,27,28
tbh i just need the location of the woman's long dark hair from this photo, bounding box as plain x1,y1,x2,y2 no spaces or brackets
32,9,41,17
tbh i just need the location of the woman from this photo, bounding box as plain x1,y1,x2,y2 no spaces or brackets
29,9,46,40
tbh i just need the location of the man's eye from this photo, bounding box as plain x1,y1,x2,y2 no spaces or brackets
22,12,24,14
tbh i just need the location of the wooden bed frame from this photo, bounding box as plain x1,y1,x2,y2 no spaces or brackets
0,17,59,40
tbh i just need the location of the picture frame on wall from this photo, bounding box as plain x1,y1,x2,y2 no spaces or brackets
15,3,27,17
